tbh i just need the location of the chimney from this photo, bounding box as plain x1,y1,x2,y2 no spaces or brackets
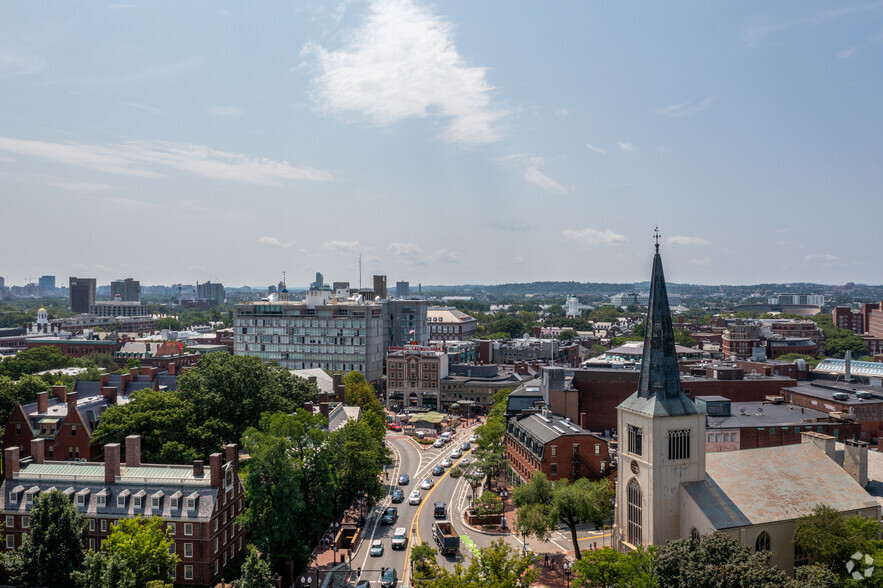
226,444,238,468
579,412,587,430
168,363,177,376
125,435,141,467
4,446,20,479
844,438,869,488
30,438,45,464
52,385,67,403
319,402,330,419
801,431,836,461
104,443,121,484
129,367,139,378
102,386,118,404
37,391,48,413
303,401,313,414
318,392,330,404
67,391,78,412
192,459,205,478
209,452,223,487
99,373,110,387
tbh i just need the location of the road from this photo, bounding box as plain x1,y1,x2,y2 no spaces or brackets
355,424,609,585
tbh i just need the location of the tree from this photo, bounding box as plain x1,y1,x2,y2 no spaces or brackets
73,551,137,588
785,564,838,588
570,547,625,588
410,542,440,580
512,473,614,560
673,328,696,347
233,545,273,588
177,353,317,443
5,490,88,587
101,516,177,586
557,329,578,342
792,504,882,576
327,419,389,516
419,539,537,588
654,532,787,587
0,345,77,379
342,372,388,442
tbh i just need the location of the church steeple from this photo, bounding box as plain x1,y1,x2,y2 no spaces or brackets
623,230,697,416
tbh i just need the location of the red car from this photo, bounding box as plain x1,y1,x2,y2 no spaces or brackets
387,423,402,431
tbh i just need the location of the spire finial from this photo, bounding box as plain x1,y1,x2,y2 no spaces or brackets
282,270,286,288
654,227,661,253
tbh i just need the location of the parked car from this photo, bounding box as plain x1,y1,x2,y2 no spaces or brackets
449,448,461,459
391,488,404,503
432,465,444,476
468,434,478,443
356,581,370,588
370,540,384,557
398,474,410,485
409,490,422,505
441,457,452,468
381,507,398,525
460,457,470,465
380,567,398,588
420,478,434,490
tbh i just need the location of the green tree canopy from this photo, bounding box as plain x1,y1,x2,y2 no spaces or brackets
327,419,390,515
73,551,137,588
792,504,882,577
5,490,88,587
418,539,537,588
233,545,274,588
571,546,658,588
0,345,77,379
100,516,178,586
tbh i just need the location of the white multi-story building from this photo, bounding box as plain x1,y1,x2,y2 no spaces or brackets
233,290,386,382
610,292,681,307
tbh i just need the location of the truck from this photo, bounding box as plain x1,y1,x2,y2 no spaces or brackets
391,527,407,550
433,520,460,555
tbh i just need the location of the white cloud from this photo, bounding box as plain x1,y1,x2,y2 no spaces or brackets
211,106,244,116
302,0,504,145
562,228,627,246
322,240,362,254
654,97,716,118
745,2,883,43
49,182,114,193
0,49,45,79
258,236,296,248
388,242,420,256
0,136,335,185
118,101,163,115
804,253,839,262
437,249,459,262
667,235,712,246
776,228,790,234
498,154,570,194
838,31,883,58
586,143,607,154
618,142,635,152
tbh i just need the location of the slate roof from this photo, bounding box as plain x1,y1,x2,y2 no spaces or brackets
683,443,879,529
512,411,595,445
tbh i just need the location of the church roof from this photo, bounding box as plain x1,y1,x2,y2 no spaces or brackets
683,442,879,529
618,241,697,417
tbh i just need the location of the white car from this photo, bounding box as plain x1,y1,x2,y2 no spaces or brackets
408,490,422,505
449,448,461,459
460,457,470,465
420,478,434,490
440,458,453,468
433,439,445,448
469,435,478,443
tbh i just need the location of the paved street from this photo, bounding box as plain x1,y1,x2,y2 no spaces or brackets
348,423,609,586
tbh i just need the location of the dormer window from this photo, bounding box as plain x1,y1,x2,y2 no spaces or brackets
151,491,164,509
75,489,90,508
117,489,130,508
133,490,146,510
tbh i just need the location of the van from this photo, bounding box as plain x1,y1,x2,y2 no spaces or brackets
440,431,452,442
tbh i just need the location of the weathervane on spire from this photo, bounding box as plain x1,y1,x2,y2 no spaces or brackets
654,227,661,253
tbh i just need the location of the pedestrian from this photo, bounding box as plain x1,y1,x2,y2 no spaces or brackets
544,554,549,568
594,541,597,550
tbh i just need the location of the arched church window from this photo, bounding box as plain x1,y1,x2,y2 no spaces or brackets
755,531,771,552
627,478,643,546
690,528,700,543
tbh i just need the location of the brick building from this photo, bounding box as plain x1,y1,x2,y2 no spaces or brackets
834,305,867,333
721,322,761,359
438,364,521,414
427,307,477,341
697,396,860,453
1,437,245,585
784,381,883,440
386,347,449,410
506,410,614,484
25,337,122,358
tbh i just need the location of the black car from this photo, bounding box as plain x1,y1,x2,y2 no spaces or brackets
432,465,444,476
391,488,405,503
434,502,447,519
461,442,471,452
398,474,410,485
356,582,371,588
381,507,398,525
380,567,398,588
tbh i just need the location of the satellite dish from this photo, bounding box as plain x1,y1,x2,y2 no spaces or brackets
757,406,764,413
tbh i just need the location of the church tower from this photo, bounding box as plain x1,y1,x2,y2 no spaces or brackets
615,231,706,549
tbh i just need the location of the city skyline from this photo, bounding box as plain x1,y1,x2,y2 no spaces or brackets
2,1,882,286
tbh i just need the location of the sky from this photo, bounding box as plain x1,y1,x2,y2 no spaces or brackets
1,1,882,289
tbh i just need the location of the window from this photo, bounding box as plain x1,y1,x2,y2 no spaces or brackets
6,535,14,549
550,445,557,458
89,518,95,532
89,538,95,551
184,565,193,580
794,543,810,568
184,543,193,558
100,519,107,532
22,517,29,529
550,464,557,475
15,423,20,435
668,429,690,461
755,531,771,552
134,496,142,509
595,444,601,456
168,523,176,535
184,523,193,536
152,497,160,508
26,492,34,505
171,497,179,510
71,425,77,436
627,425,643,456
627,478,643,546
97,495,106,507
169,542,176,554
214,518,218,531
9,492,17,504
5,516,12,529
186,497,196,510
77,494,86,507
214,537,219,553
117,495,126,508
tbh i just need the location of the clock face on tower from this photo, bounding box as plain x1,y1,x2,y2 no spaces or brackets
630,460,640,475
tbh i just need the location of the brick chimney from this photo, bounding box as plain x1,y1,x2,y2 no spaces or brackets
844,438,869,488
4,446,20,479
318,392,329,404
30,438,45,464
303,401,313,414
102,386,118,404
579,412,587,430
52,385,67,403
104,443,121,484
801,431,836,461
99,373,111,387
226,443,238,468
67,391,78,412
319,402,330,419
125,435,141,468
193,459,205,478
129,367,139,378
37,391,48,414
209,452,223,487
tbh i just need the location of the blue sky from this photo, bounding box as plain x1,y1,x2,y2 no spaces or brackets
1,1,881,288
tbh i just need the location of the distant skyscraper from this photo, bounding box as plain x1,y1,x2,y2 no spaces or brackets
38,275,55,294
197,281,225,305
69,277,96,313
396,281,410,299
310,272,325,289
268,285,277,295
0,276,5,299
110,278,141,302
373,275,388,299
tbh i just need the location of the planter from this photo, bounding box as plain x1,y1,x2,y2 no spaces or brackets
465,509,505,526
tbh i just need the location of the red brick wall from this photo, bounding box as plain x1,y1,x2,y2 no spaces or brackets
736,422,860,450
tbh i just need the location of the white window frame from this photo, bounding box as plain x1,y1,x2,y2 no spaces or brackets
184,523,193,536
184,543,193,558
89,518,95,532
184,565,193,580
6,535,14,549
100,519,107,532
22,516,29,529
168,522,176,535
5,516,13,529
